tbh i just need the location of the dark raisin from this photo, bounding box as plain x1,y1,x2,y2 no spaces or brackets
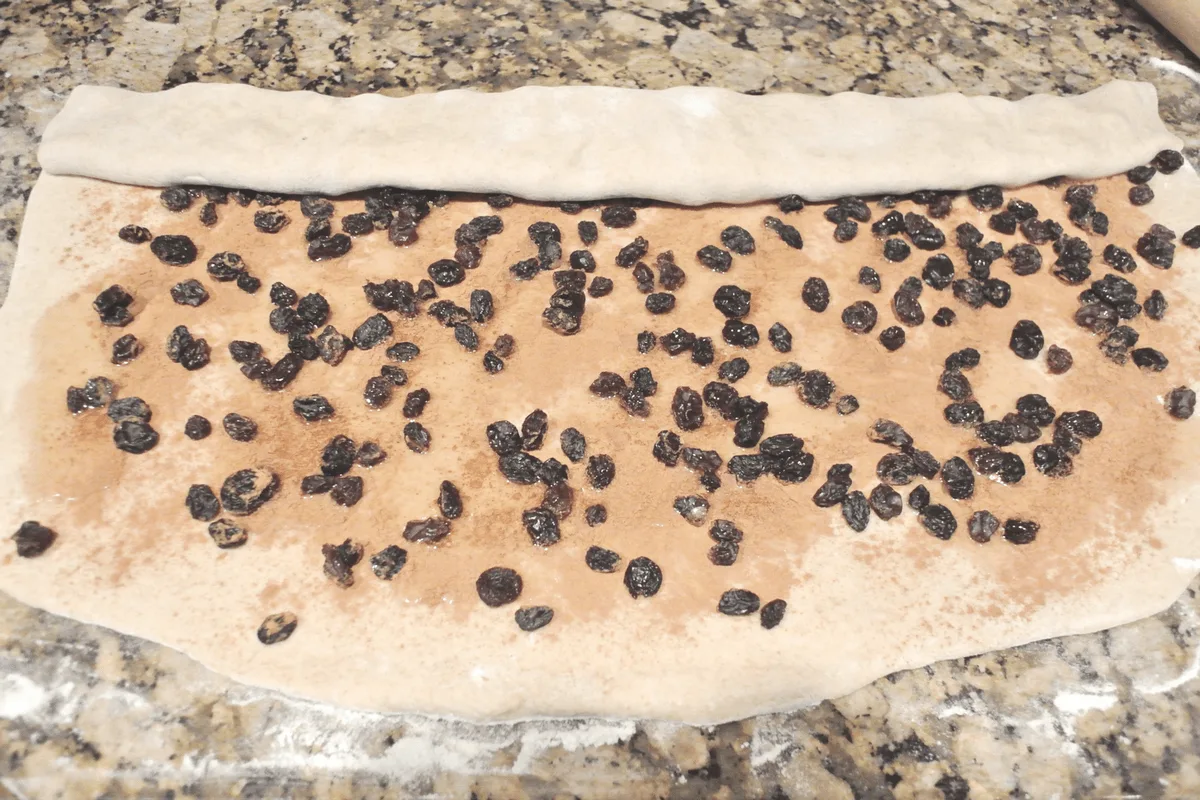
219,413,256,442
968,185,1003,211
183,415,211,440
1132,348,1169,372
696,244,734,273
715,358,748,383
943,401,984,427
569,218,597,246
778,195,805,213
878,326,905,352
833,220,859,242
671,386,705,431
801,277,830,312
966,510,999,544
599,205,636,228
759,599,787,630
713,284,752,319
1152,150,1184,173
642,292,674,314
219,468,280,516
718,588,760,616
476,567,523,607
150,234,197,266
722,319,760,348
841,301,878,334
969,447,1026,485
329,476,364,507
767,362,803,387
253,210,289,233
306,234,351,261
1003,518,1039,545
629,367,658,397
403,421,431,453
1009,320,1044,359
1183,226,1200,249
983,278,1011,308
871,210,905,236
763,216,803,249
919,504,957,539
883,238,911,262
673,495,709,526
812,478,849,508
1136,232,1175,269
624,556,663,598
1129,185,1154,206
586,454,616,490
720,225,755,255
184,484,220,522
1099,325,1140,364
1165,386,1196,419
118,224,152,244
868,484,902,522
519,507,559,547
352,314,393,350
353,442,386,469
857,266,881,293
799,370,835,408
652,430,683,467
590,372,627,398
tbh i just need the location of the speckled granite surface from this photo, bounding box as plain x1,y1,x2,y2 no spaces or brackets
3,1,1200,798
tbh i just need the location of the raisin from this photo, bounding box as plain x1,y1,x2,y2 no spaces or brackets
904,484,928,511
841,301,878,334
1129,185,1154,206
919,504,957,539
260,353,303,392
1099,325,1139,364
1132,348,1169,372
778,195,805,213
968,447,1026,485
1152,150,1184,173
1136,232,1175,268
801,278,830,312
721,319,759,348
842,491,871,531
968,185,1003,210
872,210,905,237
149,234,197,266
760,599,788,630
796,370,833,409
878,326,905,351
629,430,674,474
667,386,702,431
220,468,280,516
696,244,734,273
762,362,799,387
966,510,999,544
713,285,751,319
763,216,803,249
327,476,363,508
385,342,420,364
1165,387,1196,419
473,567,522,607
1003,518,1039,545
882,239,910,262
976,419,1017,447
812,478,849,508
403,422,431,453
180,414,211,440
832,220,858,242
624,556,663,598
938,456,973,500
862,484,900,520
1184,226,1200,249
1009,320,1044,360
348,314,391,350
353,442,386,469
118,224,152,244
944,401,984,427
220,413,256,442
288,332,320,361
718,588,760,616
673,494,709,526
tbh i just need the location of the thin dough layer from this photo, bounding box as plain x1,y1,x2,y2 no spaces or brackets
38,81,1179,205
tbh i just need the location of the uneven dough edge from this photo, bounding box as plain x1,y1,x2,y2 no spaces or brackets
37,81,1180,205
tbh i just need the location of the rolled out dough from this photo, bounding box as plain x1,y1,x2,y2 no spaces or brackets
39,81,1180,205
1,82,1198,724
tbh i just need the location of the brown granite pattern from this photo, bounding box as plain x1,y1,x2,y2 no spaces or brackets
2,0,1200,797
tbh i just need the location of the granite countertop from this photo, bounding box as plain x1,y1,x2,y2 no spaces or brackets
3,1,1200,798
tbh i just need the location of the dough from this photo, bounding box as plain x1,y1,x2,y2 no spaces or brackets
38,81,1179,205
1,82,1198,724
